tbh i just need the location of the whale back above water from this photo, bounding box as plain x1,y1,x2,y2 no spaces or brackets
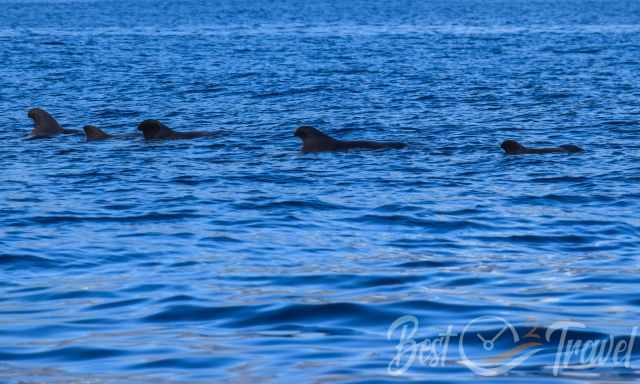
137,120,212,140
294,126,406,152
501,139,583,155
83,125,112,141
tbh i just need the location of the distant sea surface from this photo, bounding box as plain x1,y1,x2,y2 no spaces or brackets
1,0,640,382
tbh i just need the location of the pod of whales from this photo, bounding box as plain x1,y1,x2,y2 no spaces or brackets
82,120,213,141
294,126,407,152
27,108,588,157
27,108,79,138
501,139,583,155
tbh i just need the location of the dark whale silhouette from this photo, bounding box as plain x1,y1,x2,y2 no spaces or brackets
27,108,79,138
83,125,112,141
500,139,583,155
294,126,406,152
137,120,214,140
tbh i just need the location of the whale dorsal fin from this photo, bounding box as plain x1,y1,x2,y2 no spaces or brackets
28,108,64,137
83,125,111,140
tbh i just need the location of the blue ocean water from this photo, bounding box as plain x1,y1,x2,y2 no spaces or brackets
1,0,640,382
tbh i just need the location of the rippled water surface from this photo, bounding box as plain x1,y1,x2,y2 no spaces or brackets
1,0,640,382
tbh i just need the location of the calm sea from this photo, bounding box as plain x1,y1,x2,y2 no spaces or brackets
1,0,640,382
